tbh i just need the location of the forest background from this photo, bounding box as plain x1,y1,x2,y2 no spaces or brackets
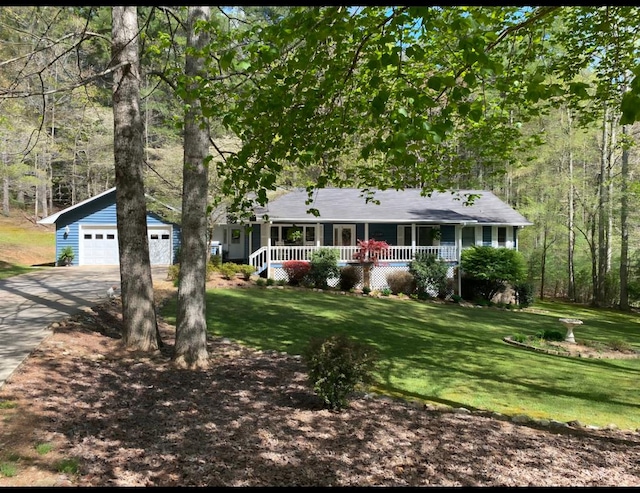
1,5,640,313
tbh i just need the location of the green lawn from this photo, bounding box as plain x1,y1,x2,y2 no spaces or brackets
161,288,640,431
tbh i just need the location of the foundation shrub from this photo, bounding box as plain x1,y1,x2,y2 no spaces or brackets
386,270,416,295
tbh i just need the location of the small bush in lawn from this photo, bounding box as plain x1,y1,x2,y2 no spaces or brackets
607,338,634,352
511,333,528,343
256,277,266,287
167,264,180,282
386,270,415,295
535,329,565,342
303,333,378,411
362,286,371,295
381,287,391,296
0,462,17,478
266,277,275,286
339,265,361,291
283,260,311,286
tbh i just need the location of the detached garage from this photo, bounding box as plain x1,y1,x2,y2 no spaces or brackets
38,187,180,266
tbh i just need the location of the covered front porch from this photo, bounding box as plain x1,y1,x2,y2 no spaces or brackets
248,245,459,290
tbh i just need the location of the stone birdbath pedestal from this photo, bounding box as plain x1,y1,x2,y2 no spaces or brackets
559,318,583,344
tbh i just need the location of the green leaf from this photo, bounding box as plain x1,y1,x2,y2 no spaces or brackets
427,76,442,91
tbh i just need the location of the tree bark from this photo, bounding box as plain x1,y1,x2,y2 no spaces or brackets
566,108,576,301
173,6,211,369
112,6,160,352
619,124,630,311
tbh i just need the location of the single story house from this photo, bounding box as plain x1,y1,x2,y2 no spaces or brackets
37,187,181,266
211,187,533,293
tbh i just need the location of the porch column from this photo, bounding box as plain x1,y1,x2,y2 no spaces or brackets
457,224,463,296
266,222,272,276
364,222,369,240
316,222,321,246
411,223,416,257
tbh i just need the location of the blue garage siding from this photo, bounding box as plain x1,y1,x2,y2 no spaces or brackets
54,190,179,265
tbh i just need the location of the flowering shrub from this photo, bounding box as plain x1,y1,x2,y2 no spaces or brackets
352,239,390,266
282,260,311,286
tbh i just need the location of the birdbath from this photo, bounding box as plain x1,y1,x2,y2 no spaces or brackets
559,318,583,344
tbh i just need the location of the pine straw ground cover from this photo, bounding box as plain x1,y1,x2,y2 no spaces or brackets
0,278,639,487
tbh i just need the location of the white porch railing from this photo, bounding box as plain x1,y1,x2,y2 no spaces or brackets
249,245,458,274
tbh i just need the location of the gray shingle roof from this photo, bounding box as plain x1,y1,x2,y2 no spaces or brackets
254,188,532,226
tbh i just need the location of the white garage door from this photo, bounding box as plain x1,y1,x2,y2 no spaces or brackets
148,229,172,265
80,226,172,265
81,227,119,265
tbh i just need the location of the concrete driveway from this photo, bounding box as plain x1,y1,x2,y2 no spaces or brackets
0,265,167,389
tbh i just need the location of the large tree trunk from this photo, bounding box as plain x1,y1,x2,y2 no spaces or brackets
112,6,160,352
173,6,211,369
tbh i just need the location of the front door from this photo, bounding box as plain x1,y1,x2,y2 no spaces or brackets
227,226,245,260
333,225,356,246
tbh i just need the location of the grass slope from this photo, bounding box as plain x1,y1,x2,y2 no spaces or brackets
0,212,55,278
162,289,640,430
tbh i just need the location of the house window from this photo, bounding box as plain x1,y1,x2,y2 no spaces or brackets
305,227,315,243
417,226,434,247
498,227,507,247
402,226,412,246
95,234,104,240
231,228,241,244
161,234,170,240
84,234,92,239
462,227,476,248
150,234,159,240
270,226,279,244
107,234,115,240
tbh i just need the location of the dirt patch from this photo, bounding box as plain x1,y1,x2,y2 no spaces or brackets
0,277,639,486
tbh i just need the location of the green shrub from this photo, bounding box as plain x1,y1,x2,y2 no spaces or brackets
511,333,528,343
303,333,378,411
339,265,361,291
362,286,371,295
219,262,239,280
607,338,634,352
409,253,448,299
209,254,222,268
0,462,17,478
514,280,535,307
381,287,391,296
535,329,565,342
57,245,75,265
255,277,266,287
237,264,256,280
56,457,80,475
386,270,415,295
266,277,275,286
460,246,527,302
307,248,340,289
